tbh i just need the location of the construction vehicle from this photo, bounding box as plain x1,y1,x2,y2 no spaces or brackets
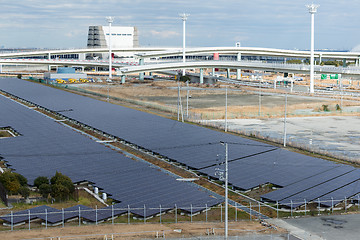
56,79,66,84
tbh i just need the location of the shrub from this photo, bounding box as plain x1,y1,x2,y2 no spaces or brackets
180,75,190,82
322,105,329,112
336,104,341,111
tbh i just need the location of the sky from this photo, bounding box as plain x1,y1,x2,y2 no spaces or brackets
1,0,360,50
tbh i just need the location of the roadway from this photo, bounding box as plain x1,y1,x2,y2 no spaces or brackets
120,60,360,77
2,46,360,61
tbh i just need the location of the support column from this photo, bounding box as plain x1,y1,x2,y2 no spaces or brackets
121,75,126,84
149,72,152,76
319,53,322,64
212,68,215,76
48,53,51,71
200,68,204,84
236,52,241,80
139,58,144,81
0,64,2,73
226,68,230,79
343,59,347,67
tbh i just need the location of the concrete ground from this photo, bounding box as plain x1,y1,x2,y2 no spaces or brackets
203,115,360,162
283,213,360,240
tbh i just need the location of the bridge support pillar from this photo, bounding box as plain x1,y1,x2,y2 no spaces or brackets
48,53,51,71
149,72,152,76
139,58,144,81
200,68,204,84
0,64,2,73
212,68,215,76
319,53,322,64
236,52,242,80
343,59,347,67
226,68,230,79
121,75,126,84
236,69,241,80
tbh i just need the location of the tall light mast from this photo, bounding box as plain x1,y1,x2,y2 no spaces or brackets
106,16,114,79
179,13,189,77
306,4,319,94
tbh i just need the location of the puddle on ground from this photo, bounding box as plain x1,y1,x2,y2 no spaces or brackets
321,218,347,228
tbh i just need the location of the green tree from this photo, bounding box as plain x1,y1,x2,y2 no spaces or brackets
39,184,52,198
34,176,49,189
14,173,27,186
50,172,74,200
18,186,30,199
180,75,191,82
51,184,70,200
0,171,21,194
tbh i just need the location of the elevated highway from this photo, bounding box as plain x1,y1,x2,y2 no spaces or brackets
0,58,138,67
137,47,360,61
1,47,360,62
0,47,169,58
120,60,360,77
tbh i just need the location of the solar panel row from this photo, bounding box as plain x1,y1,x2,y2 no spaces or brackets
0,93,222,223
1,77,360,208
1,201,220,225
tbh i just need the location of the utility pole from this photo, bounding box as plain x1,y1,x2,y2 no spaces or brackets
186,81,189,118
106,16,114,79
283,93,287,147
179,13,189,77
225,86,228,132
306,3,319,94
216,142,229,239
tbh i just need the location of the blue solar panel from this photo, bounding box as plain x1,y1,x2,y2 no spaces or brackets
262,165,354,202
279,169,360,207
0,90,222,221
1,77,359,209
0,206,60,225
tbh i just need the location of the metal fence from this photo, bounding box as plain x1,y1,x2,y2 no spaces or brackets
1,204,268,231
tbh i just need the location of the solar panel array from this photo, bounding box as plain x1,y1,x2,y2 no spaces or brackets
1,77,360,207
0,93,221,219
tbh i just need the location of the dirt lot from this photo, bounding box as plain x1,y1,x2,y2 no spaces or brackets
0,221,283,240
77,80,360,120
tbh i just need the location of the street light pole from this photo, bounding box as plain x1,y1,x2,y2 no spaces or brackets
179,13,189,77
106,16,114,79
224,142,228,240
306,4,319,94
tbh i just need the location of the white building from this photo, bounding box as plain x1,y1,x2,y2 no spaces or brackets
87,26,139,59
